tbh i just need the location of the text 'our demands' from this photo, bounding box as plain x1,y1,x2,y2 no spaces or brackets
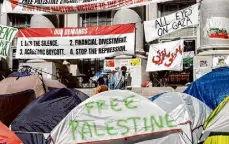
16,24,135,59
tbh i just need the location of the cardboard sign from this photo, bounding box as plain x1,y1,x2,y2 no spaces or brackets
50,90,180,144
0,25,18,58
3,0,173,14
144,4,198,42
16,24,135,59
146,40,184,72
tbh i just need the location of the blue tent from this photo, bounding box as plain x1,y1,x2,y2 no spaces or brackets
184,67,229,109
11,88,89,144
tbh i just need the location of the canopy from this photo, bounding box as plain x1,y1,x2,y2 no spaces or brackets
0,90,35,126
184,67,229,109
50,90,185,144
150,92,212,144
11,88,88,133
0,122,23,144
0,72,66,97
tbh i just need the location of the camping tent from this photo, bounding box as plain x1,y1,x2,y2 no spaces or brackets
201,95,229,144
0,89,35,126
149,93,164,101
184,67,229,109
0,72,66,97
11,88,89,144
0,122,23,144
150,92,212,144
50,90,188,144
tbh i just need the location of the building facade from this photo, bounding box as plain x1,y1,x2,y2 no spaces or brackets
0,0,197,87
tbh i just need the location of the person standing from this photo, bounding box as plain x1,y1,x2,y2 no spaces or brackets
114,66,131,90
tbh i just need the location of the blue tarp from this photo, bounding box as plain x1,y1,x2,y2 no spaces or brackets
11,88,89,144
184,67,229,109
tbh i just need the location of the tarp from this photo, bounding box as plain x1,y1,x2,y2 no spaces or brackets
0,89,35,126
11,88,88,133
151,92,212,144
50,90,185,144
184,67,229,109
0,122,23,144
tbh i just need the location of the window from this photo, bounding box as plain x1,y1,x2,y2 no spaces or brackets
8,14,31,48
80,11,113,27
8,14,31,28
8,14,31,71
159,1,196,17
78,12,113,87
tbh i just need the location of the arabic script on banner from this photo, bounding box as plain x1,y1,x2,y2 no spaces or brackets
3,0,173,14
144,4,198,42
0,25,18,58
146,40,184,72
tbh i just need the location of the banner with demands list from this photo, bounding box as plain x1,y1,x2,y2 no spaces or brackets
16,24,135,59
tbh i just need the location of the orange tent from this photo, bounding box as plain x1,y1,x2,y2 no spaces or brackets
0,122,23,144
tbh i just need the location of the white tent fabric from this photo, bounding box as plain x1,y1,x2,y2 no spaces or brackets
151,92,212,144
50,90,185,144
204,101,229,133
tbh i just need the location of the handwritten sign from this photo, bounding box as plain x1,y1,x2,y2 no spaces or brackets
0,25,18,58
50,90,180,144
144,4,198,42
146,40,184,72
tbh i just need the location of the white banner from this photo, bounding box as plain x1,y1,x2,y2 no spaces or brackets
0,25,18,58
3,0,172,14
50,90,180,144
16,24,135,59
146,40,184,72
144,4,199,42
205,17,229,40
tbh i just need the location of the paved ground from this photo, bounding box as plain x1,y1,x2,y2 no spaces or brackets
76,87,187,98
